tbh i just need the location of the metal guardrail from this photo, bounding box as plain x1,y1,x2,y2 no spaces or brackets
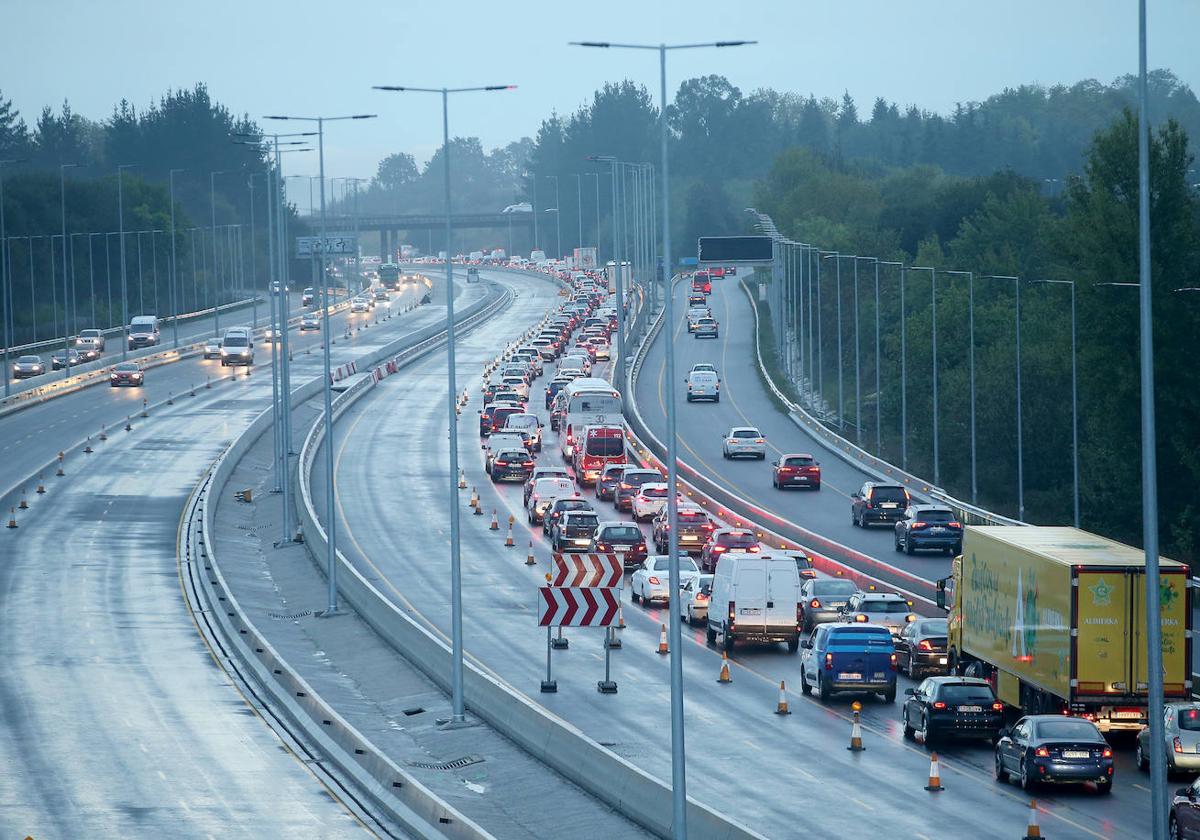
738,279,1023,528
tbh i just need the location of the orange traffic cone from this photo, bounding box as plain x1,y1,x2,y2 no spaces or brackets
18,491,28,510
657,624,669,655
1023,799,1041,839
6,507,16,529
848,706,865,751
525,541,536,565
717,652,731,683
924,752,944,791
505,522,515,547
617,606,626,629
775,681,790,715
489,509,499,531
458,469,467,489
472,490,482,515
36,476,46,494
84,437,93,454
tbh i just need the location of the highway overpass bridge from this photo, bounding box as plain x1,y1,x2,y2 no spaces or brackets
318,212,534,257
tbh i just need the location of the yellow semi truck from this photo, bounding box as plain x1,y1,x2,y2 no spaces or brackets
936,526,1191,732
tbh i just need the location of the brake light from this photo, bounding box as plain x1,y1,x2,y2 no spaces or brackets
779,467,795,475
728,601,736,631
1174,738,1183,754
495,460,508,467
712,545,727,553
918,639,933,651
755,438,764,444
703,522,715,531
1104,747,1113,758
1035,747,1049,758
932,701,947,710
889,652,897,670
912,521,927,529
696,593,708,603
635,543,646,551
524,461,534,468
992,702,1004,712
824,652,833,671
596,543,609,552
748,545,760,553
948,521,962,529
648,576,661,585
854,614,868,623
810,599,821,609
906,614,917,623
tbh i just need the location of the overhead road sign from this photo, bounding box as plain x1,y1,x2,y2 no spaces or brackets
296,235,358,257
698,235,773,264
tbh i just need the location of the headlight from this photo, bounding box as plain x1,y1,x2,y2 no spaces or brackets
110,374,118,380
220,349,228,355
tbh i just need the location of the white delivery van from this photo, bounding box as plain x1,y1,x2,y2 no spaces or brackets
685,369,720,402
127,315,160,350
707,554,802,653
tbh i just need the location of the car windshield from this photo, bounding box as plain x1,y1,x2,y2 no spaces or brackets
861,599,910,613
114,363,139,372
601,466,624,479
1034,719,1100,740
938,684,996,703
624,472,658,485
677,510,706,522
871,487,908,503
506,415,538,429
601,526,640,541
224,336,248,347
1178,708,1200,731
496,451,527,461
19,356,41,364
811,581,857,598
783,456,815,467
831,628,893,644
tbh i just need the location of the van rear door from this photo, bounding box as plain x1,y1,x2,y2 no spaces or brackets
828,627,895,683
764,560,800,637
732,559,768,636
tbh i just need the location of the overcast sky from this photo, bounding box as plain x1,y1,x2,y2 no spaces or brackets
3,0,1197,208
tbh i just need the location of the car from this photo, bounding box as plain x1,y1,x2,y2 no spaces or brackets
12,355,46,379
590,336,611,360
842,592,917,637
500,375,530,400
300,314,320,331
262,327,281,343
70,341,100,362
631,555,701,605
763,549,816,580
524,466,572,506
1138,703,1200,775
109,361,144,387
542,497,594,535
202,337,223,359
800,623,897,703
685,368,720,402
526,476,577,523
549,392,568,432
544,378,571,409
631,482,676,522
1170,778,1200,839
771,453,821,489
483,432,527,473
851,482,911,527
490,447,535,483
687,293,707,307
220,332,254,366
994,715,1114,793
685,307,710,332
693,317,719,339
595,463,626,501
902,677,1005,746
75,328,106,352
894,617,950,677
613,467,663,512
491,388,525,408
651,502,716,554
725,266,737,276
894,505,963,555
799,578,860,631
699,528,760,573
482,382,504,405
591,521,648,570
679,574,714,625
351,298,370,313
550,509,601,552
722,427,766,460
486,404,525,437
503,412,543,452
51,348,84,370
301,287,315,306
373,288,390,302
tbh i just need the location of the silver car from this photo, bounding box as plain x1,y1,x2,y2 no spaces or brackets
12,355,46,379
1137,703,1200,773
842,592,917,637
693,316,719,339
800,578,860,630
203,337,223,359
722,427,766,460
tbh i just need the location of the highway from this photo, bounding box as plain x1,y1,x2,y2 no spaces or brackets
0,278,435,837
316,268,1153,839
635,276,954,585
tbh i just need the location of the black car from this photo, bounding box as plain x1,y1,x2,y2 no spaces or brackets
51,348,83,370
894,504,962,555
489,448,534,483
995,715,1114,794
850,482,911,527
595,463,625,501
902,677,1003,746
592,522,648,570
542,498,595,535
613,467,662,512
1170,778,1200,839
551,510,600,553
895,617,950,677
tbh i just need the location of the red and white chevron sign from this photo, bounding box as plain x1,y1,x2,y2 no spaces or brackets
538,587,620,627
551,553,622,588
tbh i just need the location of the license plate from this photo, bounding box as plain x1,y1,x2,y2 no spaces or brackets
838,672,862,681
830,602,846,609
681,535,697,542
1112,710,1143,719
938,657,948,665
931,527,944,534
958,705,983,713
1061,750,1090,759
740,607,761,615
881,503,898,509
573,539,590,546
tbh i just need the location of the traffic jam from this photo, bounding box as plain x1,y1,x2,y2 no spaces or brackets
469,263,1192,805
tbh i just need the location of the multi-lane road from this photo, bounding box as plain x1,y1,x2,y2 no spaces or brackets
315,267,1154,839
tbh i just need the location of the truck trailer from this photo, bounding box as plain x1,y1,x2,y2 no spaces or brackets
937,525,1191,732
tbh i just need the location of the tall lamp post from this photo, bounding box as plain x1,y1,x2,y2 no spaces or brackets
371,83,514,727
572,37,755,840
116,163,137,360
58,163,79,381
545,174,561,259
0,158,26,397
265,112,378,620
572,173,583,254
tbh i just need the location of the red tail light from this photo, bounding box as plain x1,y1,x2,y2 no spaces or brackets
635,543,646,552
912,521,927,529
728,601,736,632
917,639,933,651
810,598,821,609
992,702,1004,712
889,652,897,670
712,545,727,554
524,461,534,468
495,460,508,467
804,466,820,473
932,701,947,710
596,543,609,552
1174,738,1183,754
648,576,661,585
1104,747,1113,758
779,467,796,475
1035,747,1049,758
948,521,962,529
824,652,833,671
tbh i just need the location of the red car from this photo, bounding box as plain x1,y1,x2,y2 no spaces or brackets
699,528,760,573
709,266,725,279
772,453,821,490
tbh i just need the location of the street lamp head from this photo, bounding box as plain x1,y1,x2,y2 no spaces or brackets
715,40,756,47
484,85,518,91
351,114,377,120
572,41,611,48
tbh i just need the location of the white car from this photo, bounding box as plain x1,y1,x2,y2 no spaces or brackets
526,476,578,524
631,482,675,522
203,338,223,359
722,427,766,460
300,314,320,331
351,298,370,313
500,375,530,400
679,574,714,625
631,555,701,606
686,307,710,332
590,336,611,360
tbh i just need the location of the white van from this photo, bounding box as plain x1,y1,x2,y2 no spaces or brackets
706,554,801,653
686,369,720,402
127,315,160,350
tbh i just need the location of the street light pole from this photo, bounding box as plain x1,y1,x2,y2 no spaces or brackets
372,83,514,727
909,266,937,485
573,173,583,255
117,164,136,361
0,158,25,398
59,163,79,381
210,170,227,337
573,37,754,840
169,169,185,348
945,271,976,503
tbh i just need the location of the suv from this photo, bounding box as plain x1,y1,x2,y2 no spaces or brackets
550,510,600,552
894,505,962,555
302,287,315,306
542,498,595,535
220,329,253,366
75,328,106,353
592,522,647,570
693,316,719,339
902,677,1004,745
842,592,916,637
699,528,760,573
595,463,626,501
772,453,821,490
612,467,662,512
651,503,715,554
850,482,911,527
490,447,534,483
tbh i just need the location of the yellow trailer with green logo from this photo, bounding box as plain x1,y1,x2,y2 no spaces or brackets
936,526,1191,732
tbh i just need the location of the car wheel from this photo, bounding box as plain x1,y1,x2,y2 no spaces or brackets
1170,815,1182,840
1136,740,1148,770
713,394,719,403
772,477,778,489
851,510,859,527
1096,778,1113,795
706,625,717,645
905,539,915,556
908,653,918,678
994,749,1008,783
723,629,735,654
894,535,903,552
632,588,641,605
813,482,820,491
1019,758,1034,791
921,713,933,745
758,453,766,460
800,668,812,696
818,673,830,703
903,708,915,740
